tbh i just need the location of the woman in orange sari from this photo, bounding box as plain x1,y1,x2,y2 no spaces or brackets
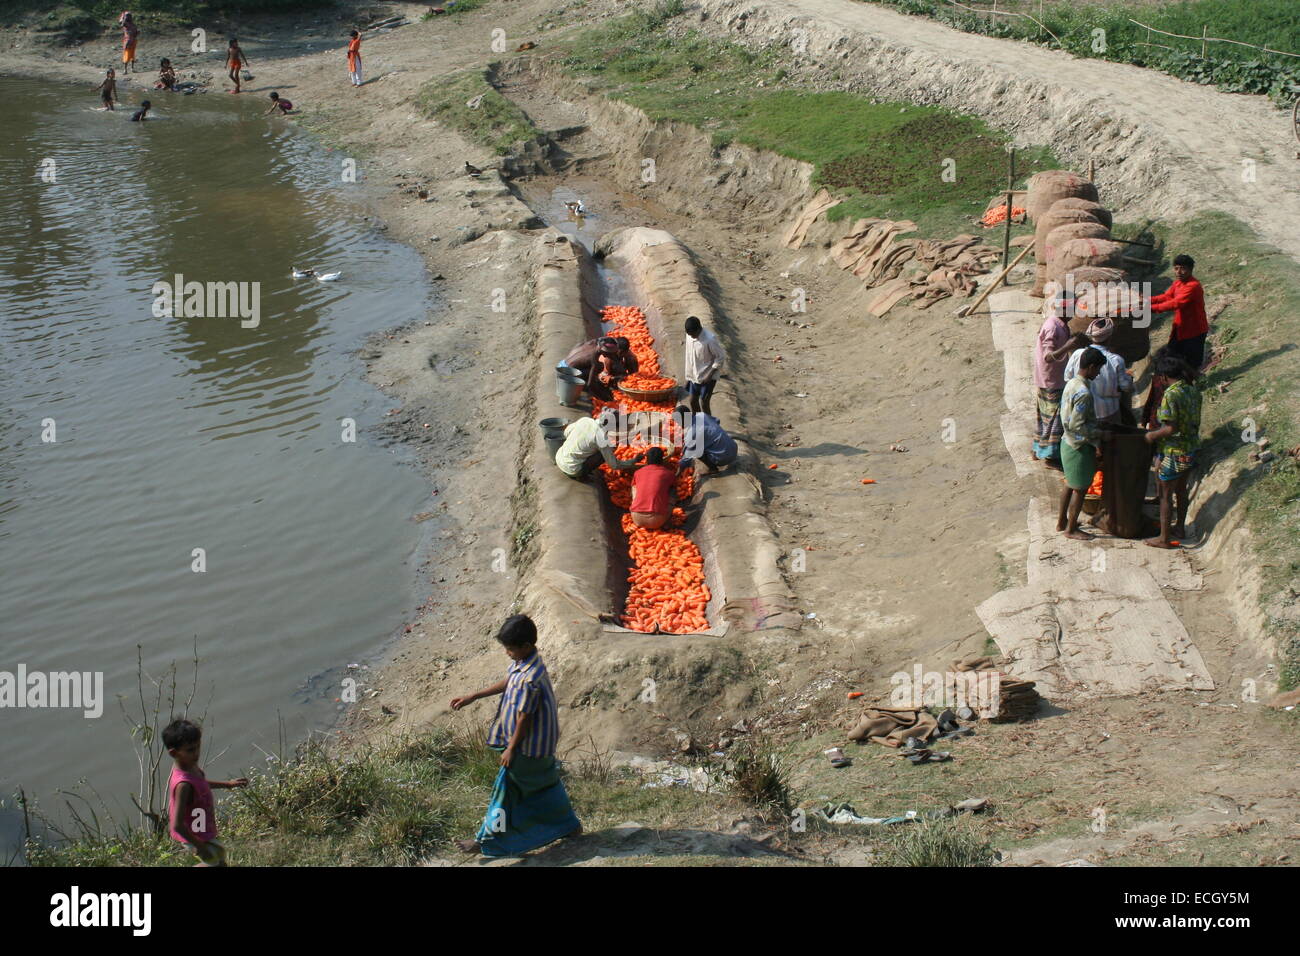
120,12,139,74
346,30,362,87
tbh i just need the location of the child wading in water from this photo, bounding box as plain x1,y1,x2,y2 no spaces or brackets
226,38,250,93
346,30,363,86
164,718,248,866
265,91,294,115
95,69,118,110
131,100,151,121
450,615,582,857
156,58,176,91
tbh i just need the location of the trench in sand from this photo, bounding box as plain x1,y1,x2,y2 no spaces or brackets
523,184,725,635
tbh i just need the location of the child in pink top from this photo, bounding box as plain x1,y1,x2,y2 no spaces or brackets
164,718,248,866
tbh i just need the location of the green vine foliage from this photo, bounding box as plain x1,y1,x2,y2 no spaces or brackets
866,1,1300,106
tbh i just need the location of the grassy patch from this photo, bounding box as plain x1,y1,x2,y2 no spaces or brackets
24,729,741,866
416,70,541,156
421,0,491,19
873,817,999,866
862,0,1300,105
724,738,795,818
559,10,1056,235
1130,212,1300,685
789,726,1178,853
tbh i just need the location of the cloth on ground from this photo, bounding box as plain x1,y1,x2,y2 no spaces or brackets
847,706,939,747
782,188,842,249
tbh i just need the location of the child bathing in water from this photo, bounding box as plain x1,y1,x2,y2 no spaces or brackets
265,91,294,115
226,37,250,93
130,100,151,122
155,58,176,91
164,718,248,866
95,69,117,110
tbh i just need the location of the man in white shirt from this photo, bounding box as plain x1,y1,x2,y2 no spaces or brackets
683,315,726,419
554,410,643,481
1063,317,1133,424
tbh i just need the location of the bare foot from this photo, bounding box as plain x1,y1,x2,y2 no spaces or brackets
456,839,480,853
1144,537,1178,549
1064,529,1093,540
1057,517,1068,532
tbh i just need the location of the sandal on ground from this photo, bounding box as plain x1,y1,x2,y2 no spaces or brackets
824,747,852,768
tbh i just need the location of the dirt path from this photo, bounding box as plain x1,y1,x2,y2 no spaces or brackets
697,0,1300,265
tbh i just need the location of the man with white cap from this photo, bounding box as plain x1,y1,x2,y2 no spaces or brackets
1063,317,1133,425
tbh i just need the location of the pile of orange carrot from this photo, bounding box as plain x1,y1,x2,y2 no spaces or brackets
588,304,710,634
620,513,710,633
980,203,1027,227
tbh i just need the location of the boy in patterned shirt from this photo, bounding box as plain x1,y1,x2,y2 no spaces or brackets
451,615,581,856
1144,353,1201,548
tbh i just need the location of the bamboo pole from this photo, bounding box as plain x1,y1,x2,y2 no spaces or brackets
956,243,1034,317
1002,147,1016,270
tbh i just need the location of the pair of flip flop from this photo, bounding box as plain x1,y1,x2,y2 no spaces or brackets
900,737,952,764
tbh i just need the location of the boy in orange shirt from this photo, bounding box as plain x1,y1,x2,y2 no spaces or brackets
347,30,363,87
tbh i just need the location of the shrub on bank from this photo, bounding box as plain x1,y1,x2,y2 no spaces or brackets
24,730,502,867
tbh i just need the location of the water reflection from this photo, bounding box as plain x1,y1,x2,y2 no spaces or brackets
0,77,432,840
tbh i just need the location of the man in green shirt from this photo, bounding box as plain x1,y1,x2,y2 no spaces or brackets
1144,353,1202,548
1057,347,1106,540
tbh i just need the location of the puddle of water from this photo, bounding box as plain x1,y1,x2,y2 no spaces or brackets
523,182,634,311
0,77,432,845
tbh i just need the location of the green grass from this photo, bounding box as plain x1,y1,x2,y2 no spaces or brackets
872,817,999,866
23,729,742,866
559,10,1057,236
416,70,541,156
421,0,490,19
1138,212,1300,687
862,0,1300,104
18,2,343,44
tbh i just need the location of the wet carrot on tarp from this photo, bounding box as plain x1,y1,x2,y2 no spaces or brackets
590,305,709,634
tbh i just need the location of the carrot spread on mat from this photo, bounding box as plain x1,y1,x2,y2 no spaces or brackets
590,305,709,634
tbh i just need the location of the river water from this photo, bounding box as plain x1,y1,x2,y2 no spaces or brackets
0,76,431,852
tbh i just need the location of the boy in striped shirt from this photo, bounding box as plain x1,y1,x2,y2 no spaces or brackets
451,615,581,856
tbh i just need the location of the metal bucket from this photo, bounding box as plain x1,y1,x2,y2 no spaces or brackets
540,417,568,461
555,365,584,406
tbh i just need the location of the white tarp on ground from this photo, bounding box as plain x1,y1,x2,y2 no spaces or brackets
988,288,1040,478
979,288,1213,699
977,499,1212,699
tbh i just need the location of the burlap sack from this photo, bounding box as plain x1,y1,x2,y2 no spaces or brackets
1047,238,1127,290
1063,267,1150,364
1025,170,1099,223
1050,197,1113,230
1031,198,1107,296
1044,222,1111,270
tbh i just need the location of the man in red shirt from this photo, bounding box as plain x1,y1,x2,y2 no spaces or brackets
629,447,676,530
1147,254,1208,369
